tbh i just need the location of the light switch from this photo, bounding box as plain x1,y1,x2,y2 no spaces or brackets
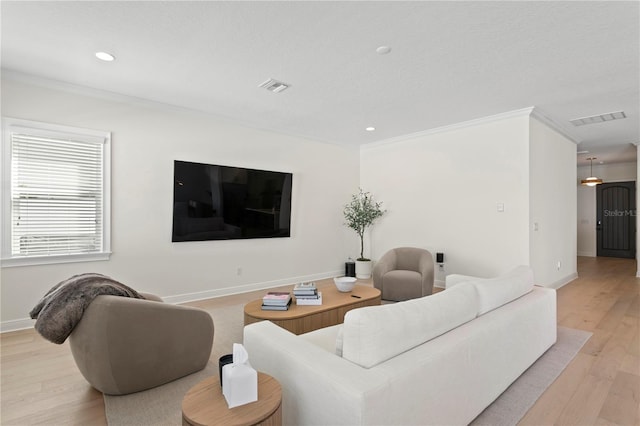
497,203,505,212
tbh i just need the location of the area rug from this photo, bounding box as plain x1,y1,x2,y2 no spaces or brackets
104,303,591,426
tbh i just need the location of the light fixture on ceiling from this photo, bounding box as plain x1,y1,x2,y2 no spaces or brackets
376,46,391,55
95,51,115,62
570,111,626,127
581,157,603,186
366,127,376,132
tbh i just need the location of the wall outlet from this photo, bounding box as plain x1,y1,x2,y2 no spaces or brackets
556,261,561,270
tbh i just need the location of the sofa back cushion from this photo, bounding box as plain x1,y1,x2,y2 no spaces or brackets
471,265,534,315
341,282,478,368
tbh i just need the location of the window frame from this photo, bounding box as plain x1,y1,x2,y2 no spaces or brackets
1,117,111,267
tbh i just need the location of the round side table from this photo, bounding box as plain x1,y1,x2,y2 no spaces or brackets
182,372,282,426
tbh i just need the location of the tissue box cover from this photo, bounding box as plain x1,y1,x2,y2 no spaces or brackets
222,363,258,408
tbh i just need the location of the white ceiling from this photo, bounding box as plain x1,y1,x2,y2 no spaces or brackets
2,1,638,166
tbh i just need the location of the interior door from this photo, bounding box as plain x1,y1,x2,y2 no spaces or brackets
596,181,636,258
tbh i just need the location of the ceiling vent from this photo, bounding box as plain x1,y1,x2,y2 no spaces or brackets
258,78,290,93
570,111,626,126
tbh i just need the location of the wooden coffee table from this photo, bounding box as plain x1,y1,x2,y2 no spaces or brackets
182,372,281,426
244,282,381,335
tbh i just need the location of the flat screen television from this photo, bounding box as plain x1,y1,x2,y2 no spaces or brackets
172,160,292,242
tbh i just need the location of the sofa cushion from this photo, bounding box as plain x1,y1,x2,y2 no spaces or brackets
382,270,423,300
471,265,534,315
341,282,478,368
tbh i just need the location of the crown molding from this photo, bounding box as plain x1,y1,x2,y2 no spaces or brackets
361,106,584,151
362,107,536,151
529,108,580,145
1,68,166,110
1,69,347,148
3,70,584,150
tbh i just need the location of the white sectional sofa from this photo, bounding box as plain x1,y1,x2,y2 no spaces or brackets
244,266,557,425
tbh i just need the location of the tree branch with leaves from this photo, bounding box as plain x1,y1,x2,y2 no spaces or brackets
343,188,386,261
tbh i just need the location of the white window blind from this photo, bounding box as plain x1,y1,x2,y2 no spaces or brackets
2,118,111,266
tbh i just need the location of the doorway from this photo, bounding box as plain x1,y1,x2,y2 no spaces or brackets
596,181,636,258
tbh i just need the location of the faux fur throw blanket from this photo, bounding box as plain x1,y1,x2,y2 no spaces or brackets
29,273,145,344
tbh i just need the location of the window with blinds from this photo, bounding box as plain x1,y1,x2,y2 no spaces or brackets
2,118,111,267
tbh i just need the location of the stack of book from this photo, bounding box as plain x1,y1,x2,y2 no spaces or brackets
293,281,322,306
261,292,292,311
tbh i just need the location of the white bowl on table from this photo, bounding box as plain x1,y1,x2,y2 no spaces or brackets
334,277,357,292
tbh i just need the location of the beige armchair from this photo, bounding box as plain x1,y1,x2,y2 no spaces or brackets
373,247,435,301
69,293,214,395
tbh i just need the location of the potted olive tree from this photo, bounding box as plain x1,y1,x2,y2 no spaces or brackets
343,188,386,279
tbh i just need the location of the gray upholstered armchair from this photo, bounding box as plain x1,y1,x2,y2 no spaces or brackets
69,293,214,395
373,247,435,301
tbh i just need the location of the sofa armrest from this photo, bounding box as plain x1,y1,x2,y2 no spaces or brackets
244,321,389,425
445,273,483,289
69,295,213,395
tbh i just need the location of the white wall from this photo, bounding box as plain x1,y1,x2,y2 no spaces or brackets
360,111,532,286
529,117,577,288
1,76,360,331
576,161,637,257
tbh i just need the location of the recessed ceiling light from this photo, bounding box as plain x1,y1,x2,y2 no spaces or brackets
366,127,376,132
376,46,391,55
95,52,115,62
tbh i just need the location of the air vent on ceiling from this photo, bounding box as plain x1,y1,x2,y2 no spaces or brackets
258,78,290,93
570,111,626,126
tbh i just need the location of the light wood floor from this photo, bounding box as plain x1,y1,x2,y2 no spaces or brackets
1,256,638,425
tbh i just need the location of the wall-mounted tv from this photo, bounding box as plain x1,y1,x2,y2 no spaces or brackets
172,160,292,242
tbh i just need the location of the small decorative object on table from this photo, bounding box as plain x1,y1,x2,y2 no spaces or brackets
345,257,356,277
293,281,317,295
261,292,292,311
296,292,322,305
218,354,233,388
222,344,257,408
334,277,357,292
293,281,321,305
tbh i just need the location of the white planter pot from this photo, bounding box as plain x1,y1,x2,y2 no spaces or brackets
355,260,372,279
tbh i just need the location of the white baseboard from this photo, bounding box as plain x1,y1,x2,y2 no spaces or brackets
577,251,596,257
1,318,36,333
434,279,445,289
547,272,579,290
1,270,343,334
162,270,342,305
